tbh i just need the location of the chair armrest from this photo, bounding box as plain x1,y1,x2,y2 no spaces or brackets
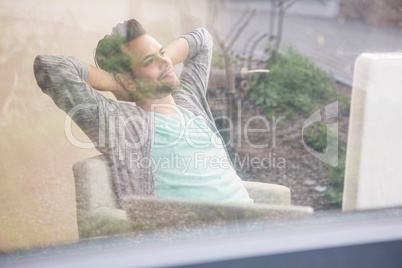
77,207,130,238
243,181,291,205
78,197,311,238
91,207,128,221
123,196,312,234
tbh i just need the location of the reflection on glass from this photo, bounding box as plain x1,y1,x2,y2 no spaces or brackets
1,0,402,261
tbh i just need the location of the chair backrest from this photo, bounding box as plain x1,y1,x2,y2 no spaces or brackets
73,155,118,212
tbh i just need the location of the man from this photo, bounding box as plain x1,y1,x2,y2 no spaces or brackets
34,19,253,207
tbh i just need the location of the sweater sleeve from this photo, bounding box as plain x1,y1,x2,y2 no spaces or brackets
178,27,213,98
33,55,113,150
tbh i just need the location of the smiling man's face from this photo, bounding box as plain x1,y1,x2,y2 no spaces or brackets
122,34,180,99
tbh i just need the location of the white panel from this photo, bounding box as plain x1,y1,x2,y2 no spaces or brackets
344,52,402,211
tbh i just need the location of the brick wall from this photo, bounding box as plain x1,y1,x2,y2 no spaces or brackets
340,0,402,27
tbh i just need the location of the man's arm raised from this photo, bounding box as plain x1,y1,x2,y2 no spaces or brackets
33,55,116,150
171,28,213,98
164,37,190,66
87,64,122,92
87,64,134,102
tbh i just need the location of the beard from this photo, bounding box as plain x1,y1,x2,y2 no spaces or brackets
151,82,176,98
135,79,178,100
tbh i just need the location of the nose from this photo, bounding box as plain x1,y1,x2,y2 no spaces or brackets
157,54,170,68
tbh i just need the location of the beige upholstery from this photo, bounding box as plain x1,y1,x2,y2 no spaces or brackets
74,155,118,213
243,181,291,205
73,155,312,238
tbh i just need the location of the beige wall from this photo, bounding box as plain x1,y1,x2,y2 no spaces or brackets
0,0,213,252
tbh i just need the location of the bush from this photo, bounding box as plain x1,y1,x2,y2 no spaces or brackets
250,48,350,209
303,122,328,154
250,48,338,118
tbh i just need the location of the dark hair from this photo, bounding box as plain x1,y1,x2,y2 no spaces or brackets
95,19,146,74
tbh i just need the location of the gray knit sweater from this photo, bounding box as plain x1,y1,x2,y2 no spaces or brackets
34,28,222,208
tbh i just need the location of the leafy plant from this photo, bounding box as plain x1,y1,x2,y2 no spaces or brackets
303,122,347,208
324,139,347,208
250,47,350,209
250,47,340,119
211,49,225,69
304,123,328,154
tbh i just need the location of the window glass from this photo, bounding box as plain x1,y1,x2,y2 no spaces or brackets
1,0,401,261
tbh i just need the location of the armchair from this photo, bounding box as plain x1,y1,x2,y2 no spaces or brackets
73,155,313,238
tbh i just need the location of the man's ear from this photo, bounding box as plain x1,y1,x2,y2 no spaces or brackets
115,73,136,92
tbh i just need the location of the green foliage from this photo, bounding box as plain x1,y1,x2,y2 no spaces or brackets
250,48,339,118
304,123,328,154
211,49,225,69
249,47,350,209
303,122,347,209
324,141,347,209
95,33,132,75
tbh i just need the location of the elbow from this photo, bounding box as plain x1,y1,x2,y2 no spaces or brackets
33,55,69,92
33,55,44,76
200,28,213,52
33,55,49,91
199,27,212,42
33,55,49,75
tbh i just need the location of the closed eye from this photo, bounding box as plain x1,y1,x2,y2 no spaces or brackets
142,47,165,66
144,58,155,66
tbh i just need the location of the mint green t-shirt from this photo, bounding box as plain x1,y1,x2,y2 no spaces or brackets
151,106,253,204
